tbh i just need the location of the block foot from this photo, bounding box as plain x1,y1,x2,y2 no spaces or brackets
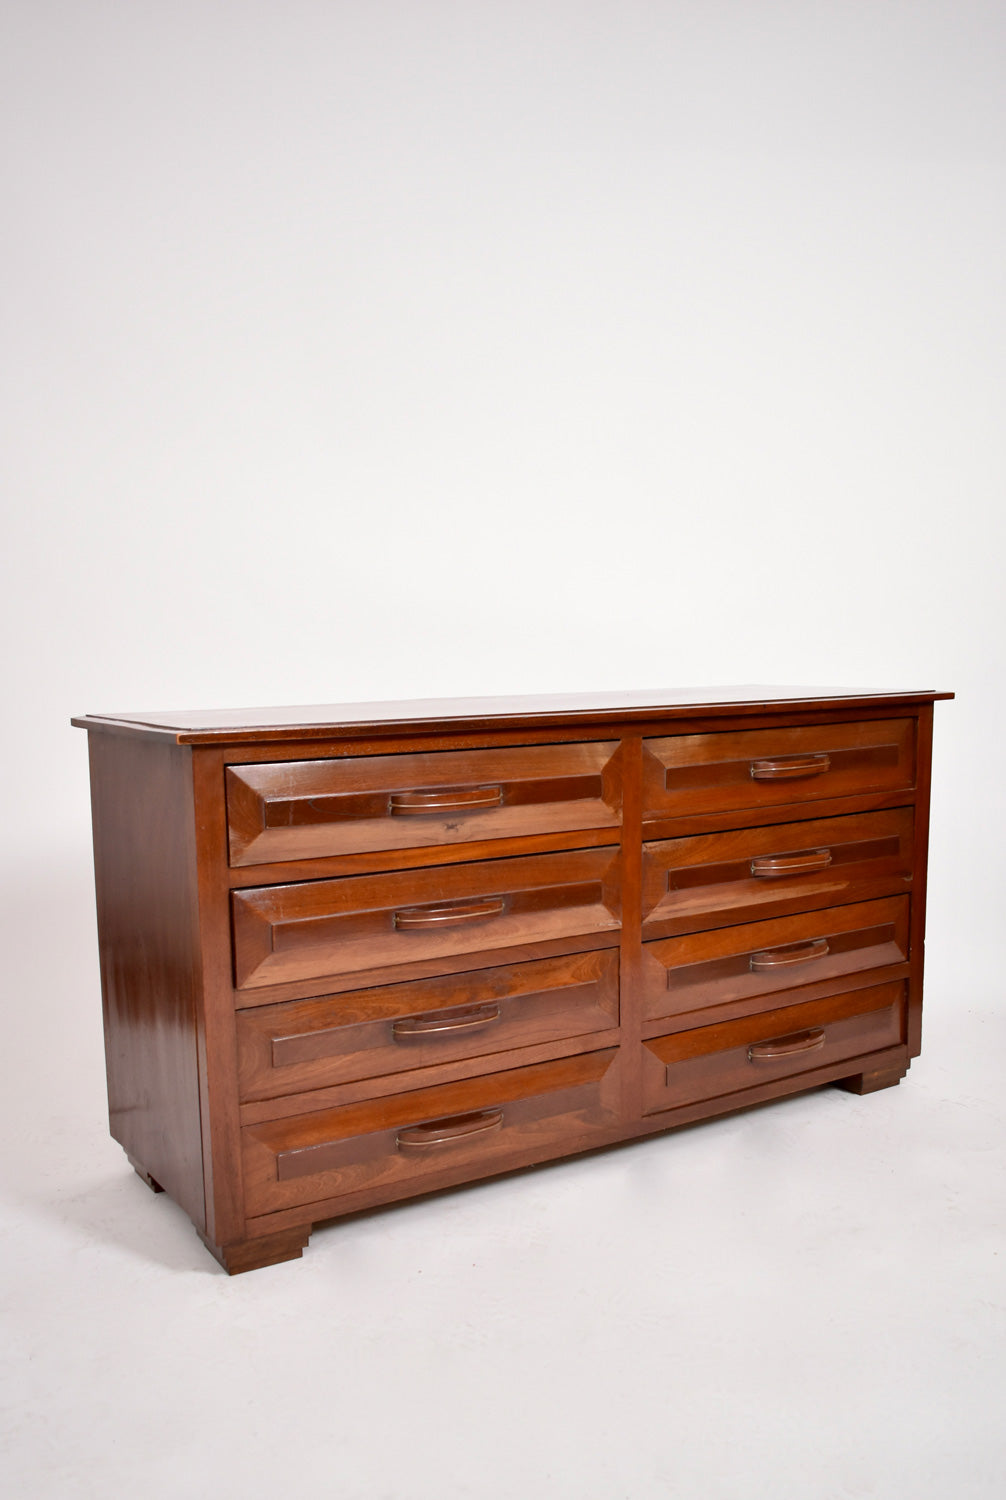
199,1225,312,1275
127,1153,164,1193
835,1066,908,1096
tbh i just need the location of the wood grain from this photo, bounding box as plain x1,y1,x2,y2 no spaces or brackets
641,807,914,938
74,688,951,1271
640,895,910,1024
642,718,915,819
86,733,206,1228
643,980,906,1111
227,740,622,865
236,949,618,1101
242,1048,620,1216
232,848,622,991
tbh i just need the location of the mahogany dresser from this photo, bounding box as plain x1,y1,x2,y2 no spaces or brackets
73,687,952,1273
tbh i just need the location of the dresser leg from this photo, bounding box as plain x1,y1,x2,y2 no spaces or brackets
126,1153,164,1193
835,1066,908,1095
198,1225,313,1275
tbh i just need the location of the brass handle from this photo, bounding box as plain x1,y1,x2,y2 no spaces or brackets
393,897,505,930
749,938,830,971
396,1109,504,1153
750,848,832,879
750,753,831,781
748,1028,826,1061
390,786,503,816
392,1003,501,1039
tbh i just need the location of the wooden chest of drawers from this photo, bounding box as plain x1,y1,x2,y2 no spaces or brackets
73,686,952,1273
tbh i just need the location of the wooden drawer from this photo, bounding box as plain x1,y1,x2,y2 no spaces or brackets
242,1047,619,1216
232,848,621,992
643,980,905,1113
642,807,913,939
227,741,622,865
643,718,915,821
642,896,909,1027
236,950,619,1101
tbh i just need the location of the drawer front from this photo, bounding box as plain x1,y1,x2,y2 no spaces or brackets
643,981,905,1113
642,807,913,938
227,741,622,865
642,896,909,1026
233,848,621,991
237,949,619,1101
643,718,915,820
242,1048,619,1216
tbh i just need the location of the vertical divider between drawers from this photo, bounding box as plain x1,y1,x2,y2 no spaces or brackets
192,745,248,1247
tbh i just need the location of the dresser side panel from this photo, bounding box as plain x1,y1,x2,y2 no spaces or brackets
87,733,206,1228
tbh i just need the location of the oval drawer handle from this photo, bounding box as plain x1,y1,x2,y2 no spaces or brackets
392,1003,502,1039
750,848,832,879
393,897,505,930
749,938,830,971
750,753,831,780
390,785,503,816
397,1109,504,1153
748,1028,826,1061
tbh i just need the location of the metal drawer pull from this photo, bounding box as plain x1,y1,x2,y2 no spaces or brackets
397,1109,504,1153
750,848,832,878
748,1028,826,1061
750,753,831,780
393,897,505,930
390,786,503,816
392,1003,502,1040
749,938,830,971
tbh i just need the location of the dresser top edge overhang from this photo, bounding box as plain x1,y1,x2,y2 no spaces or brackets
70,686,955,746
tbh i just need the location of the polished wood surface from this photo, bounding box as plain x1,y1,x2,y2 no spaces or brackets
643,717,915,819
640,895,910,1025
641,807,914,937
642,980,905,1111
232,848,622,991
235,950,619,1101
86,733,207,1229
242,1048,619,1216
74,686,951,1270
72,685,953,745
227,741,622,865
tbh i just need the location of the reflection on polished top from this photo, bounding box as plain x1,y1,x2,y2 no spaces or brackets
72,685,954,744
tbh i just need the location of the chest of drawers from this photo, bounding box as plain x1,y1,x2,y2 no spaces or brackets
73,686,952,1273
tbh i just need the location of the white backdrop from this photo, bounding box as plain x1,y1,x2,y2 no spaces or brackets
3,1,1001,963
1,5,1003,1498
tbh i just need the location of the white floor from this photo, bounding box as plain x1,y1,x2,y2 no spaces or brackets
2,867,1003,1500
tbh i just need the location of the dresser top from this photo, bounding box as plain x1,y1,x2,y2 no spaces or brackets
72,686,953,745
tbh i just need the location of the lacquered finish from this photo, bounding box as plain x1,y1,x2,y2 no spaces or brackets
243,1049,620,1215
231,848,622,991
72,685,953,744
227,741,622,865
642,980,906,1112
235,950,619,1101
74,686,950,1271
640,895,910,1027
642,718,915,820
641,807,914,938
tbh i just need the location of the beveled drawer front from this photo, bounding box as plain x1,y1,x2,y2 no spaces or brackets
232,848,621,991
242,1047,618,1216
227,741,622,865
236,949,619,1101
643,718,915,820
643,981,905,1113
642,896,910,1025
642,807,913,939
